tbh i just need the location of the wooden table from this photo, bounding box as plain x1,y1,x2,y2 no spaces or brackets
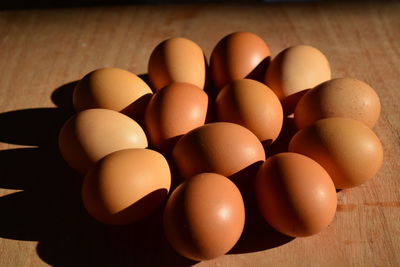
0,2,399,266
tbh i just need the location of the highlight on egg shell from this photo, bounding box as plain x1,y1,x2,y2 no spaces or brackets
163,173,245,261
58,108,148,174
255,152,337,237
144,82,208,153
289,117,383,189
264,45,331,114
294,77,381,129
73,67,153,123
216,79,283,145
210,31,271,90
172,122,265,183
148,37,207,91
82,148,171,225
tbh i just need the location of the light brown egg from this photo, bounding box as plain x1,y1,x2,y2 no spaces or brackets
73,67,152,123
148,37,206,91
58,108,147,173
144,82,208,153
216,79,283,145
210,32,271,90
264,45,331,114
82,148,171,225
172,122,265,181
255,152,337,237
289,117,383,189
294,77,381,129
163,173,245,261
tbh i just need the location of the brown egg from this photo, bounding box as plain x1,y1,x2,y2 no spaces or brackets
73,67,152,122
210,32,271,90
144,82,208,153
255,152,337,237
172,122,265,181
216,79,283,145
289,118,383,189
148,37,206,91
294,77,381,129
264,45,331,114
82,148,171,225
58,109,148,173
163,173,245,260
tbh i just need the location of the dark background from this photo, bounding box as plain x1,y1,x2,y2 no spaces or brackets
1,0,395,10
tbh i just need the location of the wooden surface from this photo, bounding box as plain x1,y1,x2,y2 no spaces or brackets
0,2,399,266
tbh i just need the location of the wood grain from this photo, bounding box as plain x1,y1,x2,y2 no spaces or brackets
0,2,399,266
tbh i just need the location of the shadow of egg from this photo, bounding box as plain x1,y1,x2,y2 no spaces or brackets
51,81,78,112
245,56,271,83
281,89,309,116
121,93,152,125
266,116,298,158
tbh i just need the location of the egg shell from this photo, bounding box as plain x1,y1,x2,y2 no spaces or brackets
163,173,245,261
73,67,152,123
264,45,331,114
294,77,381,129
82,148,171,225
172,122,265,181
210,32,271,90
148,37,206,91
289,117,383,189
255,152,337,237
58,108,148,173
144,82,208,153
216,79,283,145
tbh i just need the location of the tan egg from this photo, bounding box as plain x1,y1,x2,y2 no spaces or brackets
73,67,152,122
289,118,383,189
294,77,381,129
163,173,245,261
144,82,208,153
255,152,337,237
216,79,283,145
210,32,271,90
172,122,265,181
264,45,331,114
148,37,206,91
58,109,147,173
82,148,171,225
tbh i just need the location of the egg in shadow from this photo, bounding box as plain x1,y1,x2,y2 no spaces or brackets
110,188,169,225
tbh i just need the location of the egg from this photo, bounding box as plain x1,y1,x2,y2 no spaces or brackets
82,148,171,225
73,67,152,123
210,32,271,90
294,77,381,129
216,79,283,145
264,45,331,114
58,108,147,173
144,82,208,153
163,173,245,261
148,37,206,91
255,152,337,237
289,117,383,189
172,122,265,181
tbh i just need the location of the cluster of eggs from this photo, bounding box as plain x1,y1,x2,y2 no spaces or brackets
58,32,383,261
